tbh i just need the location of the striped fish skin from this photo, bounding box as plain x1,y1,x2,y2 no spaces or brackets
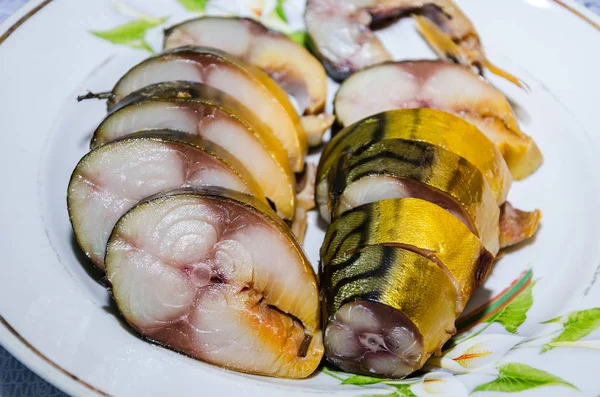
321,198,494,311
93,81,296,220
317,108,512,206
108,46,307,172
322,138,500,254
105,188,323,379
67,131,264,270
322,246,457,378
334,60,543,180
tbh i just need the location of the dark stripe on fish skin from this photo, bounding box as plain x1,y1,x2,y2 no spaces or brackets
349,147,435,170
327,246,397,302
372,112,387,142
446,156,467,193
323,206,370,260
327,221,368,264
326,121,362,160
349,140,377,158
328,152,351,213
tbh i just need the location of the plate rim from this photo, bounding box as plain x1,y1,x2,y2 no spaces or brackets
0,1,599,396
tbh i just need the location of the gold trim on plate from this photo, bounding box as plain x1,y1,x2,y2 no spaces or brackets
0,315,110,396
0,0,597,396
552,0,600,31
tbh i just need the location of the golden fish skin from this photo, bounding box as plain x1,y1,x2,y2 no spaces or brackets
323,138,500,255
333,60,542,179
317,109,512,206
322,245,457,378
321,198,494,311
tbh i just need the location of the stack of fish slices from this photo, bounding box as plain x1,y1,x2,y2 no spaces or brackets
317,108,540,378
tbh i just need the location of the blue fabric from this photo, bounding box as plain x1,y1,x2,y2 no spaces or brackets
0,0,599,395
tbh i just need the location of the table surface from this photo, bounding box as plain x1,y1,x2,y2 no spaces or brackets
1,0,599,396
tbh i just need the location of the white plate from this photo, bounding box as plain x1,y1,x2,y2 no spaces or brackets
1,0,600,396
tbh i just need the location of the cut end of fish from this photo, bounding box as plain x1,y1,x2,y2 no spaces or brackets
324,301,423,378
67,132,262,270
320,245,458,378
305,0,392,81
109,47,307,172
164,16,328,115
105,189,323,378
93,81,296,220
334,60,541,182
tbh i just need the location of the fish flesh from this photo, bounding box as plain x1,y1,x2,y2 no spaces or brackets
93,81,296,220
105,188,323,378
334,61,543,179
164,16,328,116
106,46,307,172
322,245,457,378
323,139,500,254
304,0,525,87
317,109,512,208
68,131,263,270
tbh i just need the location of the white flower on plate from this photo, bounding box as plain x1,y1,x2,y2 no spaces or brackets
409,372,468,397
425,334,524,373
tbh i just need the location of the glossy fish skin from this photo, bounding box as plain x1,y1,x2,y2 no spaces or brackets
321,198,494,311
93,81,296,220
105,188,323,379
322,139,500,254
68,131,263,270
164,16,328,115
108,46,307,172
334,61,543,180
322,246,457,378
318,109,512,207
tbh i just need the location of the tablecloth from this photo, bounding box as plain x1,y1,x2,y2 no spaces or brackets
0,0,599,395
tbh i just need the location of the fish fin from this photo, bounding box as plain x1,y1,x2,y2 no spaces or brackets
499,202,541,248
482,59,531,92
415,15,530,91
414,15,465,62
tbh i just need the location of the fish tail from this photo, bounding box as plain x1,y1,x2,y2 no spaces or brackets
482,59,531,92
414,15,465,62
414,15,530,91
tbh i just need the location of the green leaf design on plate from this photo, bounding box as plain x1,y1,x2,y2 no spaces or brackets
542,308,600,352
177,0,209,11
359,387,416,397
473,363,577,393
486,281,536,333
540,315,563,324
342,374,385,385
275,0,287,22
393,384,417,397
288,30,307,46
91,17,167,52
